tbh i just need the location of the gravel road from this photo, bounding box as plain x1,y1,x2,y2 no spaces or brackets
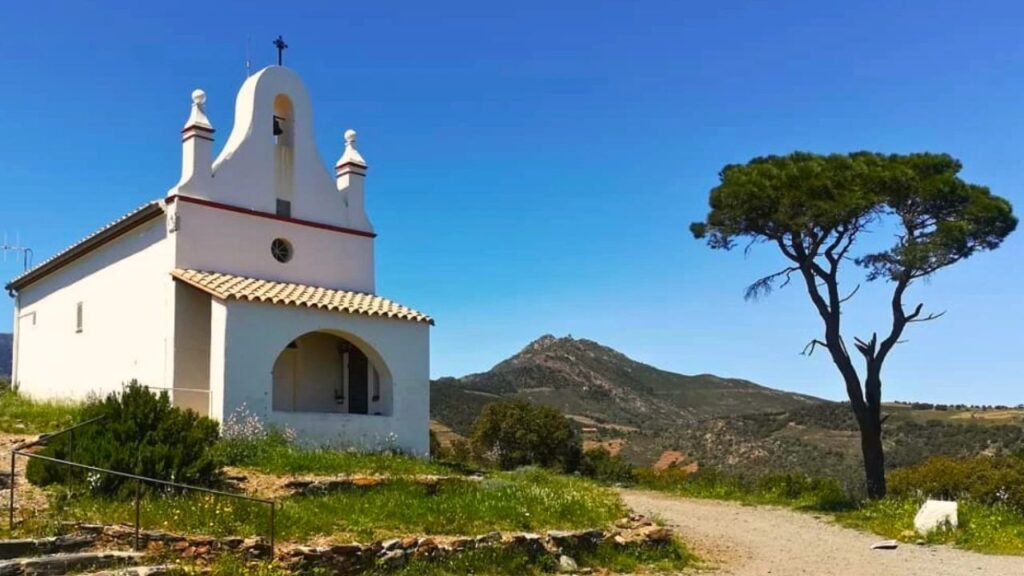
621,489,1024,575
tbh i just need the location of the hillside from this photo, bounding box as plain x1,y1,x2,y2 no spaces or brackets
662,402,1024,487
0,332,10,378
430,335,1024,481
431,334,823,435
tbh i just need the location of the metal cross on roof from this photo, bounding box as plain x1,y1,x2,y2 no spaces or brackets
273,35,288,66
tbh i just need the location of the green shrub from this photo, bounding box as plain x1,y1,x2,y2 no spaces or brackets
26,381,221,495
888,455,1024,513
579,448,635,483
471,400,581,472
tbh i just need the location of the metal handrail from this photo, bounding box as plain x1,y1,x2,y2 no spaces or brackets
13,415,107,450
7,425,276,552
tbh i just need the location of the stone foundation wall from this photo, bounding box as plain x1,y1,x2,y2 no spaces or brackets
2,515,672,574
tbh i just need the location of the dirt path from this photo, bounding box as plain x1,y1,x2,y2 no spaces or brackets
621,489,1024,575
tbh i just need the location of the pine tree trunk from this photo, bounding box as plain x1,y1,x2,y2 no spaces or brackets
858,415,887,499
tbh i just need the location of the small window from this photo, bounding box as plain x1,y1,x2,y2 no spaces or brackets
276,199,292,218
75,302,83,333
271,238,293,263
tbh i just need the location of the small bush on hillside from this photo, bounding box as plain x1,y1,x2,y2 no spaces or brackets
471,400,581,472
579,447,635,483
26,381,221,495
0,378,12,393
888,455,1024,513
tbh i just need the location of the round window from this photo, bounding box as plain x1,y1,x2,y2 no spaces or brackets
271,238,293,263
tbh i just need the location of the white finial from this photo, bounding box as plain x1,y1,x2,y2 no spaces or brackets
183,88,213,131
337,128,366,168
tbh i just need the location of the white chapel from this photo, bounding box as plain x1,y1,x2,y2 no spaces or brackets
5,65,433,454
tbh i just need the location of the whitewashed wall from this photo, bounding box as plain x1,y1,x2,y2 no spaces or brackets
171,200,374,293
14,217,172,400
171,66,372,234
209,298,430,455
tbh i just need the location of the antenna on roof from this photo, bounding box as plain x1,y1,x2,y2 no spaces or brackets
1,233,33,272
245,35,252,77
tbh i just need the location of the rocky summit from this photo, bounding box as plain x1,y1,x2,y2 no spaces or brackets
431,334,822,435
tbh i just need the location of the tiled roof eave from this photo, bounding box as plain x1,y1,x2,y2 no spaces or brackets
171,269,433,325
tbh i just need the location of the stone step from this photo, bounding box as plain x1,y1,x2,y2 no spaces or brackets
0,537,96,560
79,566,175,576
0,551,144,576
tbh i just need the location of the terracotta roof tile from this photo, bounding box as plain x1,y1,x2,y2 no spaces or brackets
171,269,433,325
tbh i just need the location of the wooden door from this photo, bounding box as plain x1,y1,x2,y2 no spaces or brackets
348,349,369,415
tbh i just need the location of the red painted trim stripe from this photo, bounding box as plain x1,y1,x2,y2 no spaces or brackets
166,195,378,239
180,125,215,134
181,133,214,143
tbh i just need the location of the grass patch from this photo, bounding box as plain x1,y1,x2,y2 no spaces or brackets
0,390,81,434
836,498,1024,555
635,469,856,512
223,441,455,477
27,468,625,542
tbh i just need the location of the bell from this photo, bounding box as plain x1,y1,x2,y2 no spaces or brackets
273,116,284,136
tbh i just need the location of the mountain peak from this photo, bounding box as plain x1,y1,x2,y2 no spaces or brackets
523,334,571,352
433,332,825,440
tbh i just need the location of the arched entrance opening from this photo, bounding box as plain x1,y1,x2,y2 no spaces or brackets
271,331,390,416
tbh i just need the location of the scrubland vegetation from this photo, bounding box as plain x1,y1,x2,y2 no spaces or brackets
4,385,1023,561
1,388,690,574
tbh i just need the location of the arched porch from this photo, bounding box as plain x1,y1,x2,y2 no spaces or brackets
271,330,391,416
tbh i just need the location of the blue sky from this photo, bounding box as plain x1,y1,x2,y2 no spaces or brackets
1,1,1021,404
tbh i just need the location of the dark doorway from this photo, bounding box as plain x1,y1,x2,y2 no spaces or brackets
348,348,369,415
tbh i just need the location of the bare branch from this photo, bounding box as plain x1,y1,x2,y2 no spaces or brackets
742,236,760,257
839,284,861,304
745,266,799,301
854,333,878,360
802,339,828,356
907,310,947,324
904,303,925,321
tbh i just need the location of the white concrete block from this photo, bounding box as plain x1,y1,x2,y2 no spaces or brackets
914,500,958,534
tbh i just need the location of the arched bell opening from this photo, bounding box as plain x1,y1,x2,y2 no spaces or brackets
271,331,392,416
272,93,295,216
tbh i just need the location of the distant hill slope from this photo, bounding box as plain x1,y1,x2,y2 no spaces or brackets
0,333,11,379
431,334,823,435
662,402,1024,484
430,335,1024,479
